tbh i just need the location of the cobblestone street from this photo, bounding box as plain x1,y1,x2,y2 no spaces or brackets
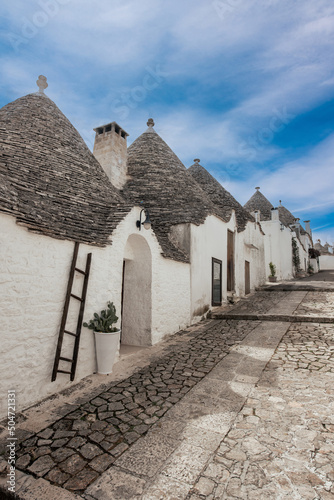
193,322,334,499
1,277,333,499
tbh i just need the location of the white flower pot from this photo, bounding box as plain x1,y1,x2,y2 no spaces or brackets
94,330,121,375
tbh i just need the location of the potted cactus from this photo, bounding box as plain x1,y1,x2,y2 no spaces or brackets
83,302,120,375
268,262,277,282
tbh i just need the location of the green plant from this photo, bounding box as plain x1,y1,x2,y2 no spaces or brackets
269,262,276,277
292,237,301,272
308,263,314,274
83,302,119,333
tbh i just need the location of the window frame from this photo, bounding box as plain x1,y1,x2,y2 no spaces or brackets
212,257,222,306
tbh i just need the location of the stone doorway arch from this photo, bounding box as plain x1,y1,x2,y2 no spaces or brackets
121,234,152,346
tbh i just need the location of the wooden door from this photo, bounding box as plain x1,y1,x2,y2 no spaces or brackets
245,260,250,295
227,230,235,291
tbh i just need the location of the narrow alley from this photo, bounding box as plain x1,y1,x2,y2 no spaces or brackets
1,274,333,499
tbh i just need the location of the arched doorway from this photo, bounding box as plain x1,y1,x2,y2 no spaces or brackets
121,234,152,346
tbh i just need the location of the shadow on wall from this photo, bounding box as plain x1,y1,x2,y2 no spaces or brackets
121,234,152,347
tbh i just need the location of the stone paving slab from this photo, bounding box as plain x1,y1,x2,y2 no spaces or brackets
0,461,81,500
85,320,289,499
1,288,333,499
259,273,334,292
294,291,334,318
194,322,334,499
210,290,334,323
266,291,306,315
0,320,259,496
212,291,290,316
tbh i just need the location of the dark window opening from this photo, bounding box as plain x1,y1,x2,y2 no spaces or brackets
105,124,111,133
227,230,235,292
212,258,222,306
245,260,250,295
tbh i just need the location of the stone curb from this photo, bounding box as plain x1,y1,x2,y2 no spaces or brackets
257,286,334,292
210,313,334,323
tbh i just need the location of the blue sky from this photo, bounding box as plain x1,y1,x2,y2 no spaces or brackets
1,0,333,244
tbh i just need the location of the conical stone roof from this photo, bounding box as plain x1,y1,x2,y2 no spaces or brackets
244,188,274,221
188,161,254,232
278,204,296,228
121,122,218,262
0,93,131,245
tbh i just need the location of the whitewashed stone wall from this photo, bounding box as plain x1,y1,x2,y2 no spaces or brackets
0,208,191,418
319,255,334,270
294,233,309,274
235,219,266,295
260,220,295,280
151,257,190,344
189,213,265,320
259,220,312,279
310,258,320,272
190,215,228,319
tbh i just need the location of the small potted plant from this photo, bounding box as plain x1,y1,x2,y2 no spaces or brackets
268,262,277,282
83,302,120,375
307,263,314,275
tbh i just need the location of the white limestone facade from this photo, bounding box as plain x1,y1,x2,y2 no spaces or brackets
189,215,228,320
186,212,265,322
294,233,310,274
259,216,313,280
319,255,334,270
235,218,266,294
0,207,190,419
260,219,295,280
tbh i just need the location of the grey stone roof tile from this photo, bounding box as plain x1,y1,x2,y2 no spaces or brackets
0,93,131,246
278,205,296,227
244,189,274,221
188,162,254,232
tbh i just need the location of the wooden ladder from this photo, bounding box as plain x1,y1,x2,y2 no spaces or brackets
51,242,92,382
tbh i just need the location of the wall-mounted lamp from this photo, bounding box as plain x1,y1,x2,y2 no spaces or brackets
136,209,152,231
280,223,284,231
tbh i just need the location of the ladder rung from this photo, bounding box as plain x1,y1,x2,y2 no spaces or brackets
52,243,92,383
70,293,83,302
64,330,77,337
75,267,86,275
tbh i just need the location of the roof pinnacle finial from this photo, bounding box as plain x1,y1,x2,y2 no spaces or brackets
194,159,200,164
279,200,282,206
36,75,48,94
255,186,260,191
147,118,155,128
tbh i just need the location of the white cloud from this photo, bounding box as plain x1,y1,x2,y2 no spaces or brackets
1,0,333,240
313,229,334,246
225,133,334,216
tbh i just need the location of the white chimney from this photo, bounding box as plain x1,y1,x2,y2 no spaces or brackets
304,220,312,236
93,122,129,189
253,210,260,223
271,207,279,221
293,218,300,237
